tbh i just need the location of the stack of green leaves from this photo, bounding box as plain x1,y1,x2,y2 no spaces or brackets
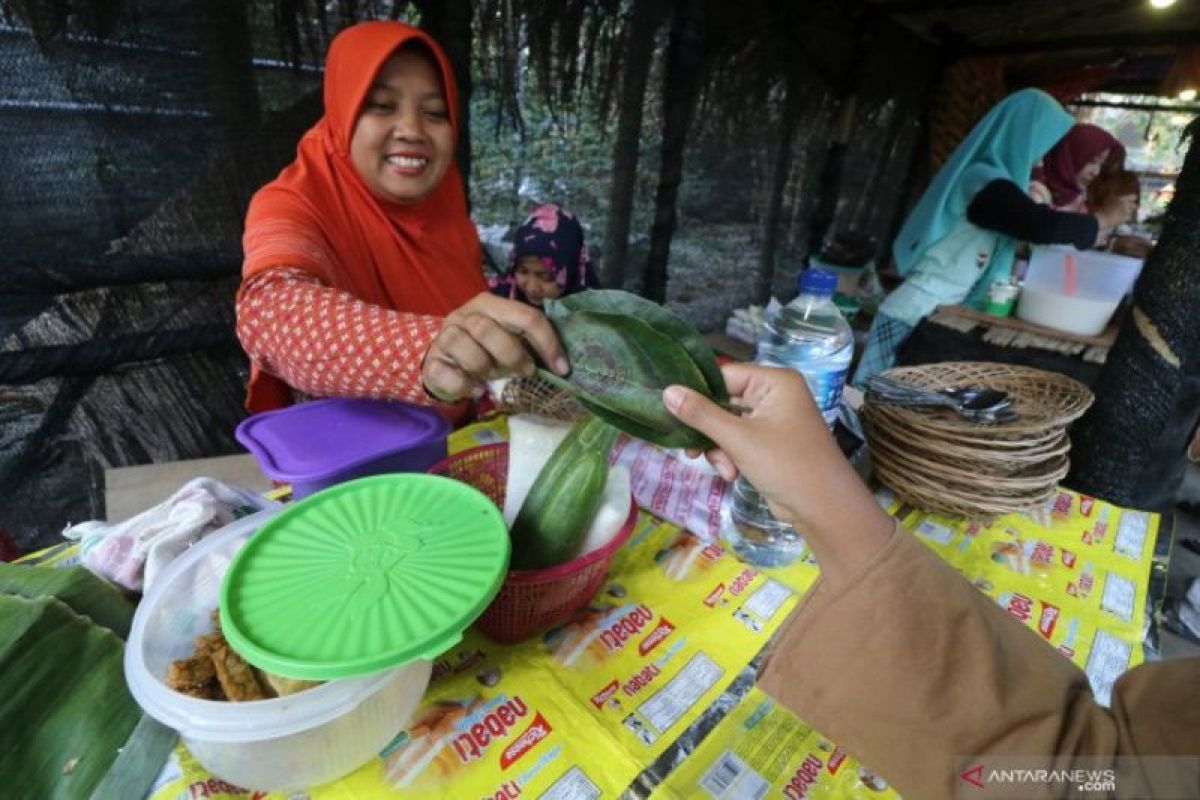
0,564,176,799
538,290,728,450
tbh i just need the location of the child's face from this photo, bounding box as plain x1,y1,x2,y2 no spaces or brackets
514,256,562,306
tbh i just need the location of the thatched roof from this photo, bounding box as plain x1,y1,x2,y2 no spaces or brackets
868,0,1200,95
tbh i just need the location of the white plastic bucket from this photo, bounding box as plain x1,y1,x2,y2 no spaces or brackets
1016,246,1144,336
124,509,431,791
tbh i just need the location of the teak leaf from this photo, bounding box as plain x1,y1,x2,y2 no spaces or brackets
541,291,726,449
548,290,728,402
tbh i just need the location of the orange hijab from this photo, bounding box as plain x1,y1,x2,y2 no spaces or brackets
240,21,485,412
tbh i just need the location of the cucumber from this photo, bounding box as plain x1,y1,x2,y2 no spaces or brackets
510,414,619,570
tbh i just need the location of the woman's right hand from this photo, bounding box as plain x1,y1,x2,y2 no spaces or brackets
421,292,569,401
1094,193,1137,232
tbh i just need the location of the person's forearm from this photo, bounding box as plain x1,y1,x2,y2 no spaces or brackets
236,268,445,405
758,527,1122,799
969,179,1097,248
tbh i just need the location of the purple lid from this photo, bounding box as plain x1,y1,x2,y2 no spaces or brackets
235,399,450,484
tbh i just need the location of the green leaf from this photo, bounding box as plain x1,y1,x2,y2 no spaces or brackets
540,306,715,449
0,564,133,639
547,290,728,402
0,595,153,800
89,715,177,800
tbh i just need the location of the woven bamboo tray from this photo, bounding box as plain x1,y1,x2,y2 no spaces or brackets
870,362,1093,439
865,421,1070,480
862,407,1072,467
873,461,1059,517
872,454,1070,500
870,431,1070,487
865,402,1070,450
863,362,1090,517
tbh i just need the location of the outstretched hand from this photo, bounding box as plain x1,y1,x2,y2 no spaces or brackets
663,363,894,583
421,292,569,402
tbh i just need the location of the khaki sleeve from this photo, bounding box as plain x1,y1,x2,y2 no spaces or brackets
757,524,1200,799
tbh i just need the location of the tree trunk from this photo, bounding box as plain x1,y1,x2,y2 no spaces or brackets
642,0,706,304
755,71,804,305
1066,119,1200,510
195,0,262,156
601,0,662,289
417,0,475,203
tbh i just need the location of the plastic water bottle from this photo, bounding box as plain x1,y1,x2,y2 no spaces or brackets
725,268,854,567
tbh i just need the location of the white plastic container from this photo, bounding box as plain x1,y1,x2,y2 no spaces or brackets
1016,246,1144,336
124,509,431,791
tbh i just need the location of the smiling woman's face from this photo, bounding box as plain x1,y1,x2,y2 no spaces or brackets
350,47,454,205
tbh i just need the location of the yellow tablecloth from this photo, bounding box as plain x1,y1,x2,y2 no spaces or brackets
21,417,1158,799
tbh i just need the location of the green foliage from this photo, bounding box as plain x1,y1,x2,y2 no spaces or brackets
1076,94,1191,220
469,77,662,236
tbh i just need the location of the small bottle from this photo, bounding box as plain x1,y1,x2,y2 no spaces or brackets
725,268,854,567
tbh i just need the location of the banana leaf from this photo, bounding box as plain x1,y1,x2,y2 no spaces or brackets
0,563,133,639
551,290,728,401
89,715,177,800
0,594,173,800
542,291,727,449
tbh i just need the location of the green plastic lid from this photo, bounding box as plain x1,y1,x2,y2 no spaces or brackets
219,473,510,680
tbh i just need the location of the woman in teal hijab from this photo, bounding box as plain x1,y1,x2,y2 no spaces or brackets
853,89,1111,386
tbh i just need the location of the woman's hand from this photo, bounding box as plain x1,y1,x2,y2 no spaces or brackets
422,292,569,401
663,364,894,584
1094,193,1137,232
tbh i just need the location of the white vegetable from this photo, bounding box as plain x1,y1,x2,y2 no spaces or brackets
503,415,574,526
572,465,632,559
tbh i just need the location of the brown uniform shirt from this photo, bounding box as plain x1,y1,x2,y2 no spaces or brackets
758,525,1200,798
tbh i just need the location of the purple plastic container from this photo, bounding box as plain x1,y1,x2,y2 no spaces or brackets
235,398,450,499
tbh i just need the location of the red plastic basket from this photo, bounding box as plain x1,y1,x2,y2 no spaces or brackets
428,443,639,643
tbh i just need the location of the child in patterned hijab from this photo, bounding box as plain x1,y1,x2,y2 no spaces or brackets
490,204,600,307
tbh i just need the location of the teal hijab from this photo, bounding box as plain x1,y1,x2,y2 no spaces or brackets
893,89,1074,305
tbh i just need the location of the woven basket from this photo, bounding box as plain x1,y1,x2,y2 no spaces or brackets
873,462,1059,517
872,362,1093,439
865,403,1069,450
863,362,1090,517
428,443,638,643
494,375,584,422
862,408,1071,469
871,456,1063,497
866,422,1070,483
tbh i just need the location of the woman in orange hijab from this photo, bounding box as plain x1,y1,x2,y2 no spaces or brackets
237,21,565,417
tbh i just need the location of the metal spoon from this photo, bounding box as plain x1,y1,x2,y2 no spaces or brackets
963,404,1019,424
866,376,1013,419
940,386,1012,413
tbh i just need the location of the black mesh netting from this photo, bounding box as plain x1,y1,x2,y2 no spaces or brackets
1,4,325,552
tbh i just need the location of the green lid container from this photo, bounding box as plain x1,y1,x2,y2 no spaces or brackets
219,473,509,680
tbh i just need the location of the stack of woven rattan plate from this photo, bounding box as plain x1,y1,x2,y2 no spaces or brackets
862,362,1094,517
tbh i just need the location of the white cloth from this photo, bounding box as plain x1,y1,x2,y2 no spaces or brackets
64,478,276,592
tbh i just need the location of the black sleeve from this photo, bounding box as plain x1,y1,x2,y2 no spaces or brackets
967,179,1098,249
